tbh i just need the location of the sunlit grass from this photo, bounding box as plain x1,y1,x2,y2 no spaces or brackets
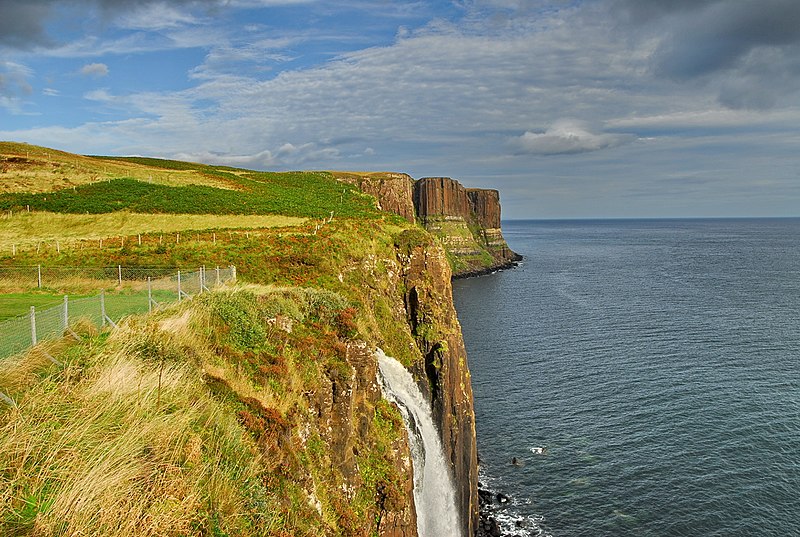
0,211,306,249
0,141,240,193
0,285,410,536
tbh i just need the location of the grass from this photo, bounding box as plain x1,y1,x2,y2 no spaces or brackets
0,286,413,536
0,176,375,219
1,142,382,221
0,211,306,250
0,143,455,536
0,292,81,320
0,141,240,193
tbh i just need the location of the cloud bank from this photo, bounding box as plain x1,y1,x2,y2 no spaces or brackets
513,120,636,155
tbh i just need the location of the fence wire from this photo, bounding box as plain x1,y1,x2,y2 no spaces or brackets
0,266,235,361
0,265,193,289
0,314,32,360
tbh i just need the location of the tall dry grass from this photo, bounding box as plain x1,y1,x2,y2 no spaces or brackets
0,283,402,536
0,301,274,536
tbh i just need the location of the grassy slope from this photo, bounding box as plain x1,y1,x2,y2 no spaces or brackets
0,144,423,536
0,212,305,250
0,142,241,192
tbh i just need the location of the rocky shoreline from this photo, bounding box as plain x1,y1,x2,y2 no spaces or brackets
476,486,505,537
453,255,523,280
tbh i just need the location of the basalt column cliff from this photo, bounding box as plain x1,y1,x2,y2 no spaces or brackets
334,172,521,277
414,177,520,277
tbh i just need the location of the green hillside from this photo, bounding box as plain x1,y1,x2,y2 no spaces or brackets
0,143,426,536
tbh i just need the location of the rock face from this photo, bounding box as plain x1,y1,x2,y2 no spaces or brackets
317,341,418,537
341,173,520,277
397,238,479,537
466,188,500,229
414,177,521,277
413,176,471,218
332,172,416,223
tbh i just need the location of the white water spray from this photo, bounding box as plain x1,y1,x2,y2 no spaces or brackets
376,349,461,537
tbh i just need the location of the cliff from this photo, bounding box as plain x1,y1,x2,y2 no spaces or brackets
335,171,521,277
395,229,479,536
1,146,486,536
1,218,479,537
332,172,416,223
414,177,520,277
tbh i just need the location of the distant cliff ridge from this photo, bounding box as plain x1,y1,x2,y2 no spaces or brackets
333,172,521,277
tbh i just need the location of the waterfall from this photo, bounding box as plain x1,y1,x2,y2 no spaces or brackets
376,349,461,537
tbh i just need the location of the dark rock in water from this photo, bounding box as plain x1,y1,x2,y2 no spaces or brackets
478,488,494,506
476,516,502,537
497,493,510,504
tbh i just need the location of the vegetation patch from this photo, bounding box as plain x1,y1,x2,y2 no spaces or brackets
0,175,377,219
0,284,413,536
0,211,306,250
0,142,239,192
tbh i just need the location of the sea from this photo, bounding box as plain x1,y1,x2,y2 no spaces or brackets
452,218,800,537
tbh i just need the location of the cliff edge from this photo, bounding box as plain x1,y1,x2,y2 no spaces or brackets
334,172,521,277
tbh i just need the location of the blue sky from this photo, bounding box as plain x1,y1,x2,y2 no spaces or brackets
1,0,799,219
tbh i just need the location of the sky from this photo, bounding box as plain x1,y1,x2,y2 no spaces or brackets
1,0,799,219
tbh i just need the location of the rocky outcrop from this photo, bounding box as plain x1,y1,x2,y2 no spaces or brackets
317,341,418,537
466,189,500,229
332,172,416,223
413,176,470,218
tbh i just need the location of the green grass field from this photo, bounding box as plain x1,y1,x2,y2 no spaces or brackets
0,288,183,359
0,211,306,250
0,174,377,219
0,292,81,320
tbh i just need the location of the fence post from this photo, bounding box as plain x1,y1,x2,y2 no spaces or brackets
177,271,182,302
148,277,152,313
118,265,122,286
101,290,106,327
216,266,221,287
200,266,210,293
37,265,42,288
231,265,237,282
63,295,69,332
30,306,37,345
99,289,118,328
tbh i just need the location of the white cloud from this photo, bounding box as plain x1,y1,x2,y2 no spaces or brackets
80,62,110,77
116,4,201,31
83,88,114,101
0,61,33,112
512,120,636,155
607,108,800,130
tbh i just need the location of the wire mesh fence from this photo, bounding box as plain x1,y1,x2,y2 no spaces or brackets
0,265,236,361
0,265,191,290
